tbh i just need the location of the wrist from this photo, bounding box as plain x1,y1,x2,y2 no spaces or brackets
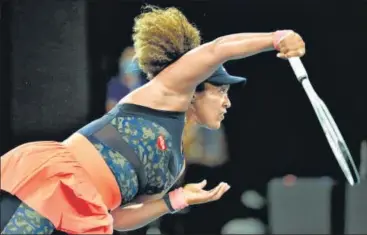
163,187,189,214
259,32,277,53
162,194,175,213
272,30,292,50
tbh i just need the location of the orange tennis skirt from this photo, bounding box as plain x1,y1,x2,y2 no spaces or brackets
0,133,122,234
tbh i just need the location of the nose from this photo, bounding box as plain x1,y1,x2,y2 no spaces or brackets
224,95,231,109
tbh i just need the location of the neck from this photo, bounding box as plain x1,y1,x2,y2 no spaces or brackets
185,108,198,126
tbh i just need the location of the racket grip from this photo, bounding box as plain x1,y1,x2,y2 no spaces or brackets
288,57,308,82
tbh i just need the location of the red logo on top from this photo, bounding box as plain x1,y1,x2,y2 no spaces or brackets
157,135,167,151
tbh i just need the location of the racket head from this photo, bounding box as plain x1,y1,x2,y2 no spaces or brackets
288,58,360,185
312,97,361,185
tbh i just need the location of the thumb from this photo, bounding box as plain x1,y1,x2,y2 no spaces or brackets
197,179,207,189
277,53,287,59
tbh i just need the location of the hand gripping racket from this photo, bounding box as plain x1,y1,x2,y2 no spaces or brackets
288,57,360,185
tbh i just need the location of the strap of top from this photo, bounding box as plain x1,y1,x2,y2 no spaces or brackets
92,123,148,194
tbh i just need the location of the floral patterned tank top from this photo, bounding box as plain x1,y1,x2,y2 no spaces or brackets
77,103,186,207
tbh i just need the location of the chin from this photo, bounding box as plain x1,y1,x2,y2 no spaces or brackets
203,121,221,130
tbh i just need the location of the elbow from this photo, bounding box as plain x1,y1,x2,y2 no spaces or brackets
111,207,146,232
111,210,133,231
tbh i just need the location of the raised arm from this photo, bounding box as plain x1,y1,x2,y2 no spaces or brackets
158,30,304,93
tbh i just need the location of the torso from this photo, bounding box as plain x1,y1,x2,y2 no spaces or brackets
77,103,186,207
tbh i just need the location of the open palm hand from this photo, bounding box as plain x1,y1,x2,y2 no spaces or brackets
183,180,230,206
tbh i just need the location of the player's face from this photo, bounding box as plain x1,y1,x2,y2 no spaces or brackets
191,83,231,130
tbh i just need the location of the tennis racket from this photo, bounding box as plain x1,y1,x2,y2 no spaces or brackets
288,57,360,185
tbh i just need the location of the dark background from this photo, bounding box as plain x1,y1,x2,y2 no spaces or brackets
1,0,366,234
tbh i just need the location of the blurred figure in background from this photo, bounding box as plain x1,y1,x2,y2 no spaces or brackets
106,46,146,112
183,121,229,168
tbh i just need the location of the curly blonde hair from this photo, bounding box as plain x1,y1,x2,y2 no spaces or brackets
132,5,201,79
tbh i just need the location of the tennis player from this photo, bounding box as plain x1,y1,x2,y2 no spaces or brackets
0,5,305,234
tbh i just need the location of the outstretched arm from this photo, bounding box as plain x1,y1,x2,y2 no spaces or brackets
158,30,304,93
111,180,230,231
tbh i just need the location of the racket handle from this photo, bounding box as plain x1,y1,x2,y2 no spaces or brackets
288,57,308,82
288,58,320,102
